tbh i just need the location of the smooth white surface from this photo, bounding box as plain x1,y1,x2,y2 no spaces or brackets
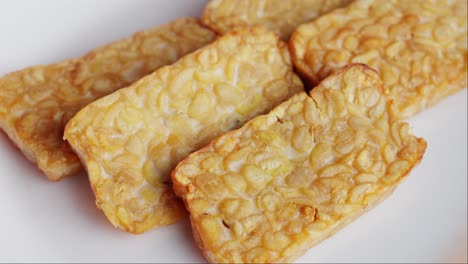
0,0,466,263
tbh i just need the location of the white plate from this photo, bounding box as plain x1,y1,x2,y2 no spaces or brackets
0,0,466,262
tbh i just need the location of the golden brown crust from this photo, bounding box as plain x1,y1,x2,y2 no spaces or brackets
0,17,216,180
172,64,426,263
202,0,353,40
289,0,467,119
64,27,303,234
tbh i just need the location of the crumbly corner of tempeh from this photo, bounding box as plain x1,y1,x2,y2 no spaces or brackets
202,0,352,40
172,64,426,263
290,0,467,119
0,17,216,181
64,27,303,233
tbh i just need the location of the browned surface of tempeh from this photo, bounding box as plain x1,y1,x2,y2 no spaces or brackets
172,64,426,263
202,0,352,40
0,17,216,180
290,0,467,118
64,27,303,233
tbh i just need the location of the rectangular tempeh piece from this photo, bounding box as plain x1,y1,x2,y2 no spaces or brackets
64,27,303,233
290,0,467,119
202,0,353,40
0,17,216,181
172,64,426,263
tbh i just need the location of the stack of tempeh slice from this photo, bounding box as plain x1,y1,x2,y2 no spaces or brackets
0,0,466,263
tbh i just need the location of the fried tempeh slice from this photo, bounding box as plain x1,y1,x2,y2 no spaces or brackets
64,27,303,233
0,18,216,181
290,0,467,119
172,64,426,263
202,0,353,40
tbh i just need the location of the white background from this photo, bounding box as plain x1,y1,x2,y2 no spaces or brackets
0,0,466,262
